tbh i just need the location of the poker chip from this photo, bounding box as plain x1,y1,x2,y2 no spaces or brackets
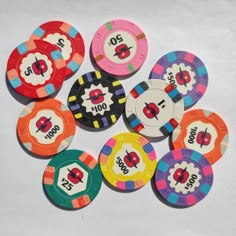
99,132,157,191
150,51,208,109
17,98,76,157
30,21,85,78
125,79,184,138
155,148,213,207
91,19,148,77
171,109,229,164
43,149,102,209
7,40,66,98
68,71,126,129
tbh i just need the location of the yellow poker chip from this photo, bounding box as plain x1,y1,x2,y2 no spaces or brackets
99,132,157,191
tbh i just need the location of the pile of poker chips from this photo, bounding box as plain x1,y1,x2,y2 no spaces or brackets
6,19,229,210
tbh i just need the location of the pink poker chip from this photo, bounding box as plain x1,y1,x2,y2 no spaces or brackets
91,19,148,77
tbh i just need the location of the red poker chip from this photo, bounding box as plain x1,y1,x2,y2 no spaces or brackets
30,21,85,78
7,40,66,99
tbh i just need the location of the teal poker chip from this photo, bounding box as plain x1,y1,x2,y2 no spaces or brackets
43,150,102,209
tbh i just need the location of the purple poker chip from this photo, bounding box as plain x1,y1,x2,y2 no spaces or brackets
154,148,213,207
150,51,208,110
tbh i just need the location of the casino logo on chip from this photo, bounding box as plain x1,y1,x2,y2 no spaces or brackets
125,79,184,138
91,19,148,77
68,71,126,129
150,51,208,109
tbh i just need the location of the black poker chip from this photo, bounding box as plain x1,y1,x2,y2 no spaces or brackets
68,71,126,129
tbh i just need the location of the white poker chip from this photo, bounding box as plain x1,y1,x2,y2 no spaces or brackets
125,79,184,138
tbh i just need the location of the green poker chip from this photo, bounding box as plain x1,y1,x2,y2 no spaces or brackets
43,149,102,209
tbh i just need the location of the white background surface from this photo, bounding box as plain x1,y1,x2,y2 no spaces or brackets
0,0,235,235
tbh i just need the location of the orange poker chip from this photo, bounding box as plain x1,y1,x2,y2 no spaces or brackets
171,109,229,164
17,98,76,157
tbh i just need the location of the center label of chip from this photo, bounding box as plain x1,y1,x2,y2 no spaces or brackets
112,144,145,176
81,83,113,116
163,62,196,95
104,31,137,64
57,163,89,196
136,89,174,127
29,109,64,145
184,121,217,154
20,52,53,85
167,160,202,194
